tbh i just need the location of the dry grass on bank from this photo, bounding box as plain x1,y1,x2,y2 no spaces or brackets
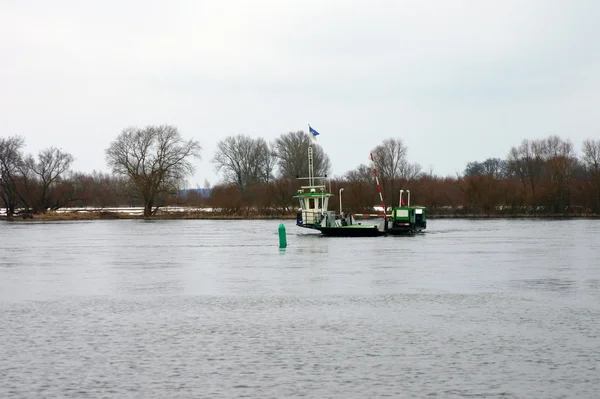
1,210,298,221
153,210,296,220
6,211,133,221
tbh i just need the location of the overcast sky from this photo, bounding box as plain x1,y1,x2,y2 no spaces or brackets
2,0,599,187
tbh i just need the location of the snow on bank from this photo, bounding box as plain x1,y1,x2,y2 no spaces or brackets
0,206,218,216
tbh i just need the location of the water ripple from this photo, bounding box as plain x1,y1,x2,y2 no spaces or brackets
1,219,599,398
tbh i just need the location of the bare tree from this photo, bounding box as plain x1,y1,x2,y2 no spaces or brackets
371,138,420,207
400,161,422,181
273,131,331,179
540,136,577,212
345,164,373,183
464,161,485,177
582,138,600,212
0,136,25,217
464,158,507,179
0,137,22,215
507,139,545,206
583,139,600,173
19,147,75,213
212,134,276,191
482,158,508,179
106,125,202,217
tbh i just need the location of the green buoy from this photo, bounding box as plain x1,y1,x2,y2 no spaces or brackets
278,223,287,248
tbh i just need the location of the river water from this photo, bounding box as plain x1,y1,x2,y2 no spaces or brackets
1,219,599,398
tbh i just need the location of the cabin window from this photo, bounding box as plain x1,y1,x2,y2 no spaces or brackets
395,209,409,219
299,198,305,209
318,198,322,209
309,198,315,209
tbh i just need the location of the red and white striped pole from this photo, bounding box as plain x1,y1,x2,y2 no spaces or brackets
370,152,386,214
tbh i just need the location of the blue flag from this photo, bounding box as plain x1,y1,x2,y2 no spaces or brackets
309,125,320,138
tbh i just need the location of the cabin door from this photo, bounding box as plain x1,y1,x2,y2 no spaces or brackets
304,197,317,224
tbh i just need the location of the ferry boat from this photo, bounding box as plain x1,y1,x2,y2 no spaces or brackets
294,140,426,237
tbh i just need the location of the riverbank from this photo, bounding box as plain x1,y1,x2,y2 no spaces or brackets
0,211,296,221
430,214,600,219
2,209,599,221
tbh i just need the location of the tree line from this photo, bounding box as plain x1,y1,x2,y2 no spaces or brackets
1,125,600,218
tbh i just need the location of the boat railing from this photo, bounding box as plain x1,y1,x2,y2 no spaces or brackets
299,209,325,225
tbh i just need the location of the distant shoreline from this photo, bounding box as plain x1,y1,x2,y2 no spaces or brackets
1,210,599,221
0,211,294,222
429,214,600,219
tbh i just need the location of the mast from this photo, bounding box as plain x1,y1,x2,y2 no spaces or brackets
308,144,314,187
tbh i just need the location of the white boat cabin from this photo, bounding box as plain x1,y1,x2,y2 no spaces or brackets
295,186,332,225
